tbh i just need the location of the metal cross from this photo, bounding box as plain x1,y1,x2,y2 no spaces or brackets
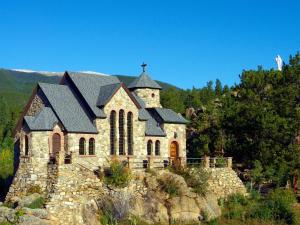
141,62,147,72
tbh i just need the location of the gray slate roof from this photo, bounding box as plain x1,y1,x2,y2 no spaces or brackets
128,72,162,90
96,83,121,107
152,108,188,124
68,72,120,118
38,83,97,133
24,107,59,131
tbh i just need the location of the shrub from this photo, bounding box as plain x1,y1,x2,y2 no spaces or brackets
25,197,45,209
158,176,181,197
15,209,25,220
98,192,133,222
215,157,227,168
0,148,14,179
264,189,296,224
104,159,131,188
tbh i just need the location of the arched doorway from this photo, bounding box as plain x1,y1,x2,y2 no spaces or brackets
52,133,61,157
170,141,179,159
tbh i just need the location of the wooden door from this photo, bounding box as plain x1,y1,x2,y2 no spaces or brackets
52,133,61,156
170,141,178,158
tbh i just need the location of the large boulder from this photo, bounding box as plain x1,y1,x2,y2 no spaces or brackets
18,193,42,208
18,215,51,225
23,207,49,219
0,206,15,223
81,200,100,225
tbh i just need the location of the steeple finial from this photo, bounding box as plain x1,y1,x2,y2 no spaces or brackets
141,62,147,72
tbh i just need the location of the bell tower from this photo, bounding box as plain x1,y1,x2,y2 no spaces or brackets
128,63,162,108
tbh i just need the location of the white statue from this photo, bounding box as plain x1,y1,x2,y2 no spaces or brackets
275,55,283,71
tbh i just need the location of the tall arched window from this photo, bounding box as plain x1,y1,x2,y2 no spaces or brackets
52,133,61,156
147,140,153,156
119,110,125,155
25,135,29,156
127,112,133,155
89,138,95,155
79,138,86,155
110,110,116,155
155,140,160,156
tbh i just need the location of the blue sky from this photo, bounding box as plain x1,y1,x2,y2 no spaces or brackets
0,0,299,89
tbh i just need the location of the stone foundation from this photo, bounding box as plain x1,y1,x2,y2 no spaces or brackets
207,168,247,199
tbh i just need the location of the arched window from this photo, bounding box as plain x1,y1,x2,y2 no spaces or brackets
25,135,29,156
79,138,86,155
89,138,95,155
127,112,133,155
52,133,61,156
155,140,160,156
110,111,116,155
147,140,153,156
119,110,125,155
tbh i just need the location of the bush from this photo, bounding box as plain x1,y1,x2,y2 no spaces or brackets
0,148,14,179
158,176,181,197
98,192,133,223
264,189,296,224
25,197,45,209
215,157,227,168
104,160,131,188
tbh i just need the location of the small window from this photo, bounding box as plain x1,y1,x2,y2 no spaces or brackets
147,140,153,156
151,93,155,98
89,138,95,155
155,140,160,156
25,135,29,156
79,138,86,155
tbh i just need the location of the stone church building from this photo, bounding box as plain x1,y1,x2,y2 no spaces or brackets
12,67,187,191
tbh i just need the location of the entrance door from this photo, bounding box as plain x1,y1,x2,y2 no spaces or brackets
170,141,179,159
52,133,61,157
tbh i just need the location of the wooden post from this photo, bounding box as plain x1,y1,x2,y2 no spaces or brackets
227,157,232,168
204,156,210,168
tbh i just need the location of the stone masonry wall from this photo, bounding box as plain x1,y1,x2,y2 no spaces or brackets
46,164,102,225
207,168,247,199
163,123,187,158
95,86,147,167
6,131,51,200
26,93,45,116
134,88,161,108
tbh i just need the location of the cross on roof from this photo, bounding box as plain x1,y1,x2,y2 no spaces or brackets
141,62,147,72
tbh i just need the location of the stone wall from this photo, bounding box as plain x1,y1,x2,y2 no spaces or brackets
46,164,102,225
134,88,161,108
26,92,45,116
163,123,187,158
207,168,247,199
6,131,51,200
97,86,146,165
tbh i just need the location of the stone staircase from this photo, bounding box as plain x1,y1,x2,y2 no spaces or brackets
45,164,102,225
